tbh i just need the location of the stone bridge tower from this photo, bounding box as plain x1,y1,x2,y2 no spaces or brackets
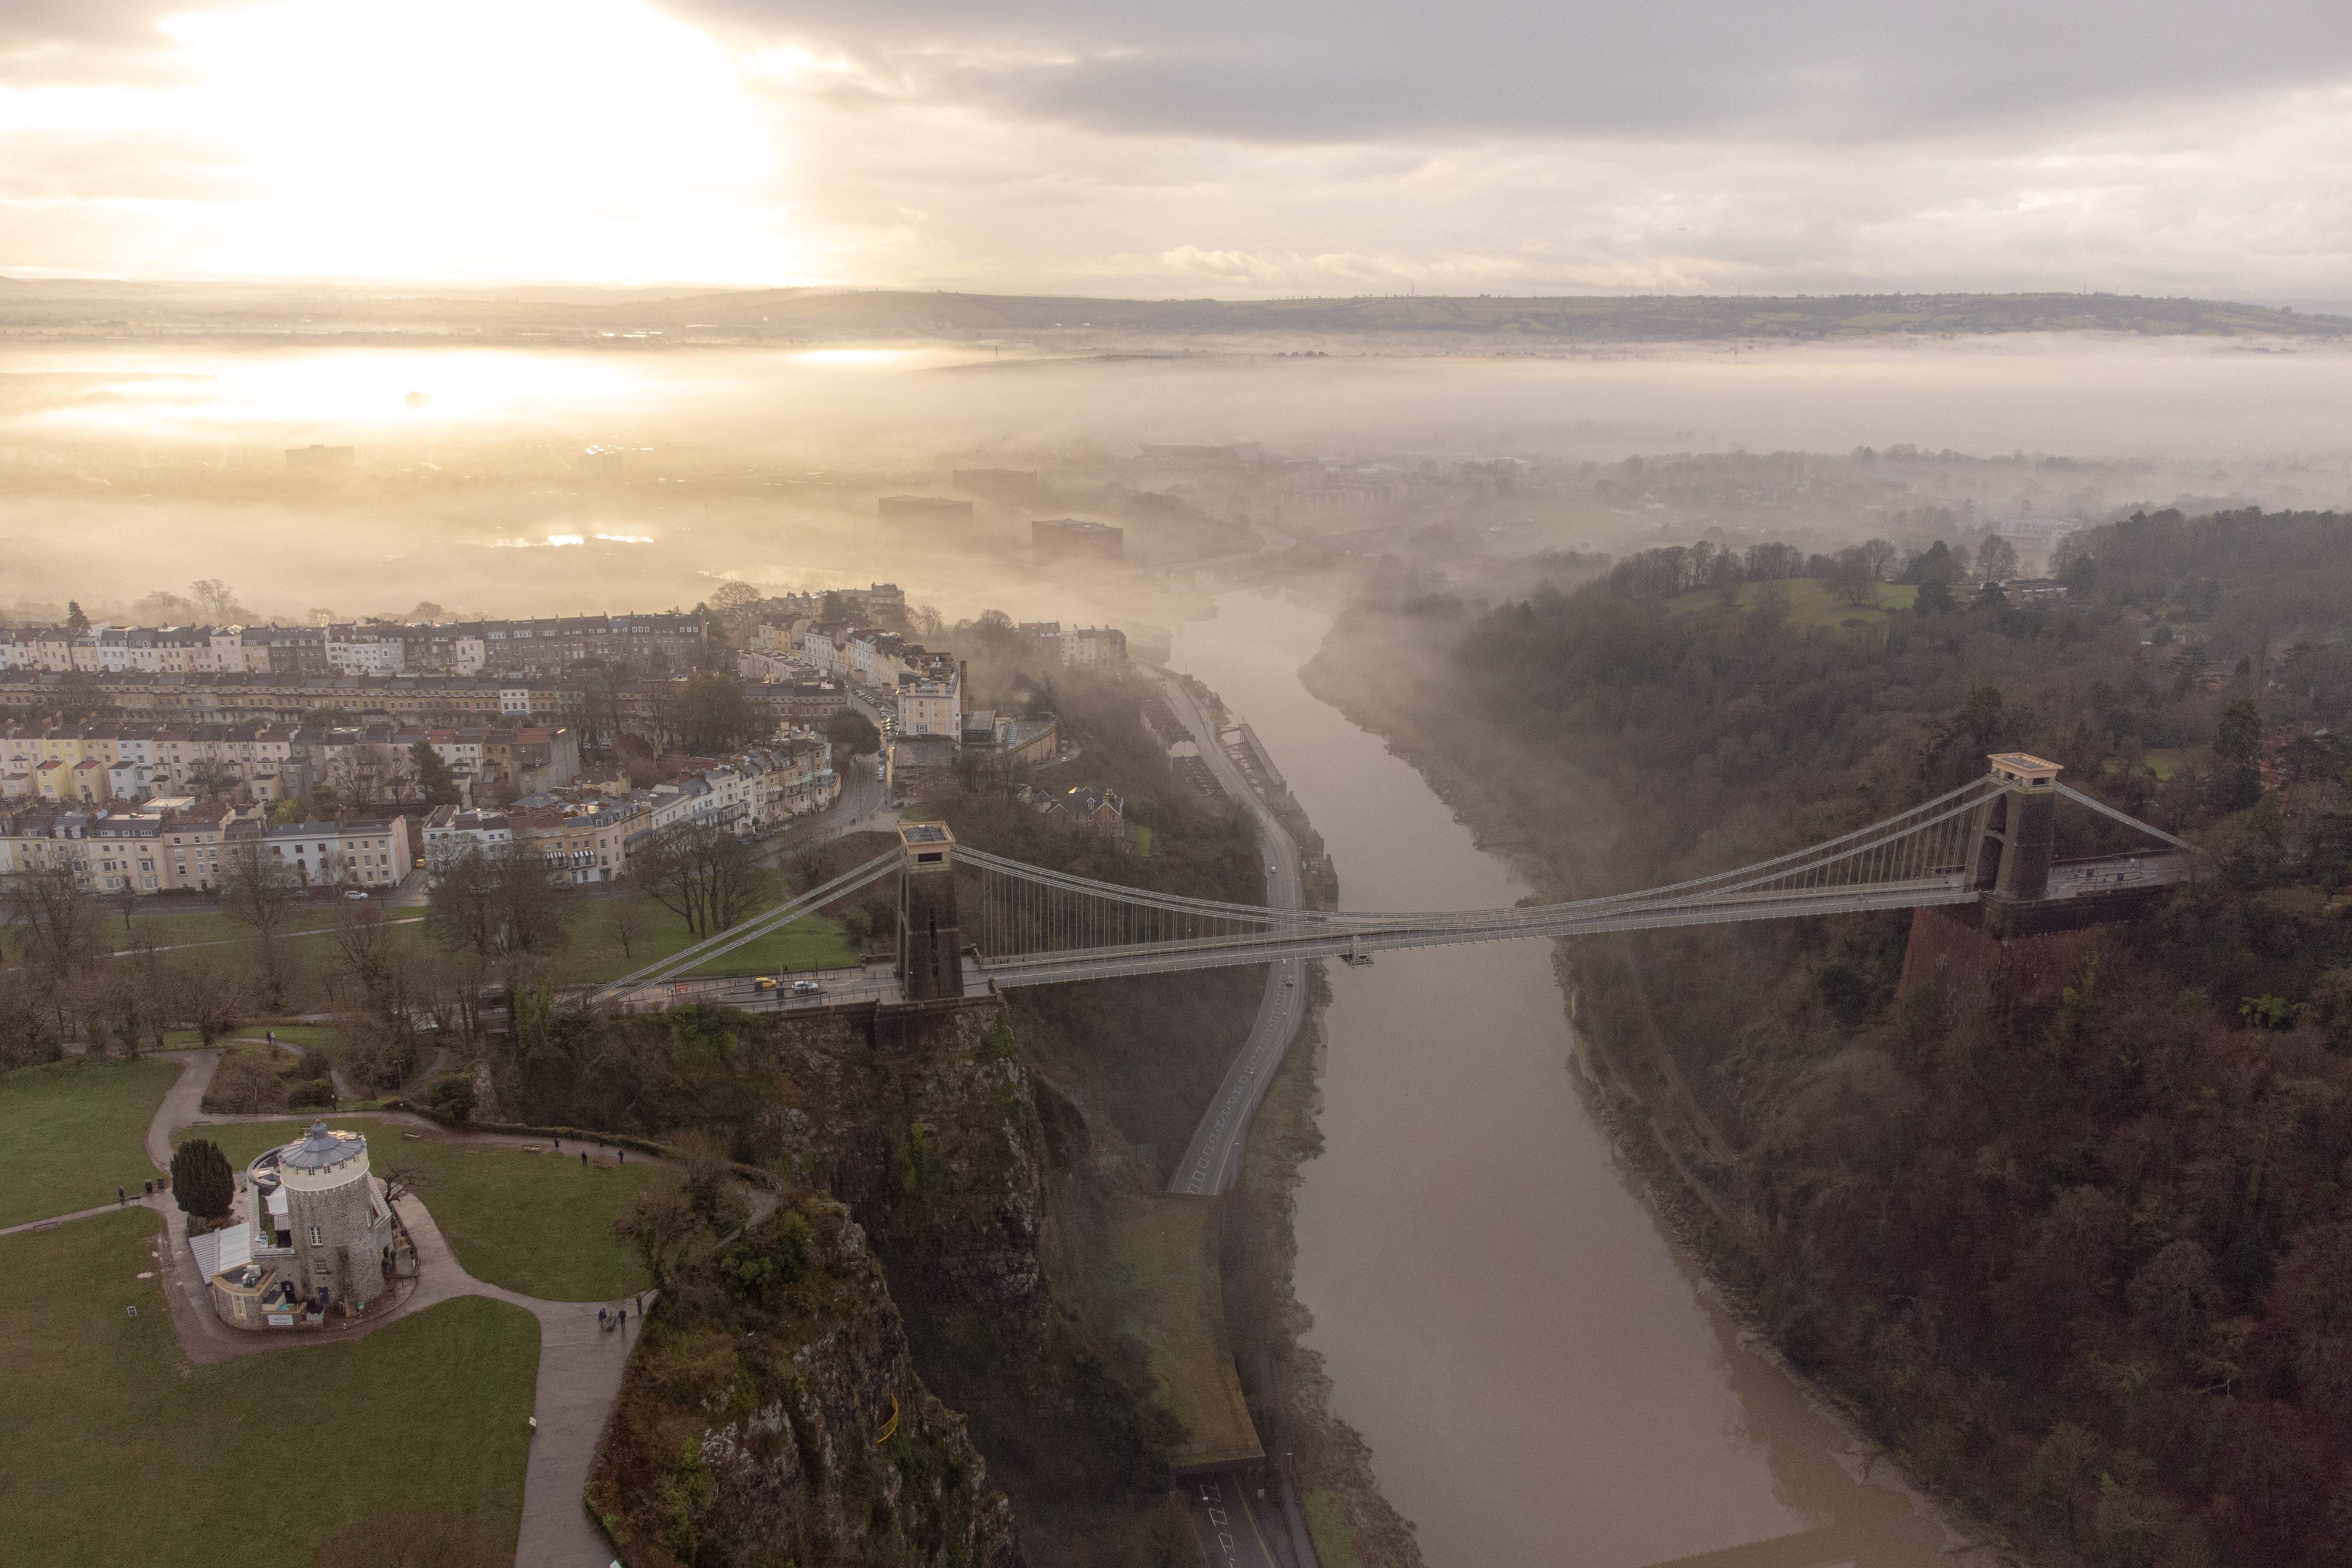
1969,753,2061,903
897,823,964,1001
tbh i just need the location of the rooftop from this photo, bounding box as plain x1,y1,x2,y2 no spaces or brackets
281,1121,366,1171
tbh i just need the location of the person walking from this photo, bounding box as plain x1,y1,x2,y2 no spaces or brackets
117,1186,126,1206
580,1151,588,1168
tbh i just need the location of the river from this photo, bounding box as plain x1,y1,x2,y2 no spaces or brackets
1169,590,1960,1568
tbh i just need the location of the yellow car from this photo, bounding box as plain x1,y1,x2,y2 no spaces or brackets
752,976,780,991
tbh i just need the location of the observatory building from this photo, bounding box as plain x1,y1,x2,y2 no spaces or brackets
197,1121,398,1328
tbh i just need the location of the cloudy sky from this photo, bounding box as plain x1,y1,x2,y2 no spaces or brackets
4,0,2350,297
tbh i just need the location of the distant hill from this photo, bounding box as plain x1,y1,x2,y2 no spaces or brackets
1,280,2342,343
634,288,2352,342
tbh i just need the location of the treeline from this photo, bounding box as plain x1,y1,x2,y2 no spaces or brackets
1600,531,2039,604
1401,509,2352,1567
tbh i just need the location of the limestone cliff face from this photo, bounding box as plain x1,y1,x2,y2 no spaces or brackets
592,1198,1024,1568
767,998,1083,1329
759,997,1168,1508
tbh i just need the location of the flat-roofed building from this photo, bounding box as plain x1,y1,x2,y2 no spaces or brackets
1032,518,1124,561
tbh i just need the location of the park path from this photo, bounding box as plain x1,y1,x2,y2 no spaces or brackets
105,916,425,958
8,1046,681,1568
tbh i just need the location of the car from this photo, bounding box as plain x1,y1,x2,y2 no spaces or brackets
752,977,780,991
791,979,822,995
342,888,369,900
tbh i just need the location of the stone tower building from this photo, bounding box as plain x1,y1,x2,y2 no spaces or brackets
897,822,963,1001
268,1122,393,1311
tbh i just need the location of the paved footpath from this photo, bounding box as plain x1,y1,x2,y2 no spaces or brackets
14,1046,662,1567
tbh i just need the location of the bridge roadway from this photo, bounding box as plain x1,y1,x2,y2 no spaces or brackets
619,854,2187,1019
970,854,2190,990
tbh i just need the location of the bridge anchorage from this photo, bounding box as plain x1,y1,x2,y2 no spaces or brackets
598,754,2189,1013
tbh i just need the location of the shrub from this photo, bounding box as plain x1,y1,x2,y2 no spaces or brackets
421,1074,476,1124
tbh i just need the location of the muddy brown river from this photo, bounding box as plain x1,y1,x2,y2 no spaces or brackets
1170,590,1962,1568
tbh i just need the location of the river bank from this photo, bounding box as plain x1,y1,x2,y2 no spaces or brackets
1162,586,2000,1568
1293,599,2010,1568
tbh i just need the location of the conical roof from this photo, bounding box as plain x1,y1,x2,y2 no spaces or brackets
281,1121,365,1171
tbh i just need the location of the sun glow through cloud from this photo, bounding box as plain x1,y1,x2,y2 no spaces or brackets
3,0,2351,296
14,0,800,283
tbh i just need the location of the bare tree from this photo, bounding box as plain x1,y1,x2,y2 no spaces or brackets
380,1163,432,1207
1856,537,1900,585
603,898,649,961
5,863,100,994
171,953,252,1047
330,904,413,1023
1975,534,2022,583
636,823,773,938
219,843,304,1011
425,842,573,965
189,579,242,621
613,1186,709,1292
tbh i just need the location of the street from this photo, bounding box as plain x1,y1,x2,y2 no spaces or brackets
1151,667,1308,1198
1182,1472,1292,1568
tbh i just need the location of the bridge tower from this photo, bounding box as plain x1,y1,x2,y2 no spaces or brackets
897,823,964,1001
1969,753,2062,902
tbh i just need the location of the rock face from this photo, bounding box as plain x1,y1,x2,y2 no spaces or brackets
768,999,1080,1328
760,997,1168,1512
591,1198,1025,1568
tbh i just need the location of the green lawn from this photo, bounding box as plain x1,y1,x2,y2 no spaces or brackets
0,1209,537,1567
560,892,860,982
1663,577,1919,628
1302,1490,1365,1568
96,904,357,954
0,1057,181,1227
1101,1195,1262,1469
101,892,857,1007
175,1116,665,1300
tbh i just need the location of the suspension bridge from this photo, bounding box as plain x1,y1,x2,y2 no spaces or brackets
596,753,2191,1015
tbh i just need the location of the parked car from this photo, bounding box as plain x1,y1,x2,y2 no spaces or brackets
342,888,369,900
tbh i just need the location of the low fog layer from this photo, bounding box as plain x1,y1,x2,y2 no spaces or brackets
4,332,2350,630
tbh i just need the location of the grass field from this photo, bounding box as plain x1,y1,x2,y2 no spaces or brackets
1102,1195,1262,1469
1663,577,1919,628
95,903,375,954
0,1057,181,1227
0,1209,537,1567
1302,1492,1364,1568
557,892,860,982
174,1116,664,1300
103,893,857,1008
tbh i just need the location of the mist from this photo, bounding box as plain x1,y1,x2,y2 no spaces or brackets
6,329,2352,635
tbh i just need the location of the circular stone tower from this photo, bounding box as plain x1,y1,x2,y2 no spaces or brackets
276,1121,393,1312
